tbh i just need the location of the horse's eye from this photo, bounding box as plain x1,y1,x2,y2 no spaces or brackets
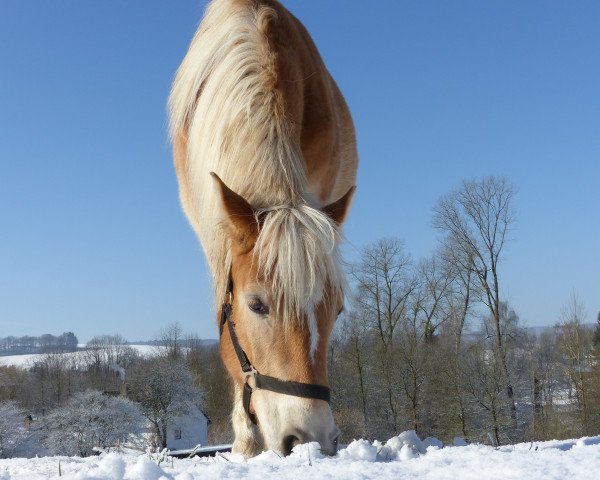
337,306,344,317
248,298,269,316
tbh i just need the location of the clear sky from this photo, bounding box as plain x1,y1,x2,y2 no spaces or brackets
1,1,598,342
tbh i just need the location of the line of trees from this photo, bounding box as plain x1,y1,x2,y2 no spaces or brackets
0,332,78,355
327,176,600,444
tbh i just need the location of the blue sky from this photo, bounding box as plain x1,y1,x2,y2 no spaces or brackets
0,1,598,342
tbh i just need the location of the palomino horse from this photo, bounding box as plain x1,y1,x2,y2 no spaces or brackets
168,0,357,457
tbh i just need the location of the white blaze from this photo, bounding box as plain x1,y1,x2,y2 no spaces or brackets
306,303,320,362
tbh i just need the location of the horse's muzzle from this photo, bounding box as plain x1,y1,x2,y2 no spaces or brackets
279,424,341,456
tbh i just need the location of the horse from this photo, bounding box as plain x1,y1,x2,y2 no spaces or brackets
168,0,358,457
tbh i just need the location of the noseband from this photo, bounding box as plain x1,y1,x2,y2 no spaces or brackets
219,276,331,425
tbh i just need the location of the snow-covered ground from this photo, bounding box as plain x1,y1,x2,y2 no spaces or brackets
0,345,168,368
1,432,598,480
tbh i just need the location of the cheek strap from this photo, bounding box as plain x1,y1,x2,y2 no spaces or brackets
219,282,330,425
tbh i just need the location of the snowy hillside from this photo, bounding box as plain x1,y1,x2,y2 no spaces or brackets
0,345,171,368
0,432,598,480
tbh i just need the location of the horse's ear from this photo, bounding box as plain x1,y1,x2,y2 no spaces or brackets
323,186,356,226
210,172,258,250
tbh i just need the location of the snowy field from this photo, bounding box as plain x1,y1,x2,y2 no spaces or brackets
0,345,168,368
1,432,598,480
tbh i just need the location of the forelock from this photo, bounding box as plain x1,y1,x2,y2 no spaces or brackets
253,203,345,326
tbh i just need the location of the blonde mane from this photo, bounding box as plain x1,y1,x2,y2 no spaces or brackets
168,0,345,318
255,203,345,324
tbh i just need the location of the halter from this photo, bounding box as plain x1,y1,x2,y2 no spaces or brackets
219,275,331,425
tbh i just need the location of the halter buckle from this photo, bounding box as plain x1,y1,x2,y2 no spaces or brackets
242,366,257,380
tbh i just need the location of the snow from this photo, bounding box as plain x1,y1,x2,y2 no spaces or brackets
0,345,170,369
1,433,599,480
337,439,377,462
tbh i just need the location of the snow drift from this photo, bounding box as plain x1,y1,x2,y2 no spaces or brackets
0,432,598,480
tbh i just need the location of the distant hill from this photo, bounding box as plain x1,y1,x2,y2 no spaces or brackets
0,336,218,358
525,323,596,337
0,342,215,368
128,339,218,347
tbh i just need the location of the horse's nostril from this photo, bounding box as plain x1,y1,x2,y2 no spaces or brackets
332,434,340,454
283,435,300,455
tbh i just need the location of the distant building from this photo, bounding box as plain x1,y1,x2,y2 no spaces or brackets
129,406,210,452
166,405,210,451
103,384,211,451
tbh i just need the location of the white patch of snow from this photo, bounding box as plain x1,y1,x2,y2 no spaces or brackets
289,442,325,462
122,456,166,480
0,433,599,479
337,439,378,462
376,430,425,461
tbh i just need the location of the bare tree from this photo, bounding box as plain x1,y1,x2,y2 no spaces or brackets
349,238,417,433
350,238,416,349
396,295,428,434
423,242,478,441
331,311,372,435
30,352,75,412
462,339,506,446
439,237,478,355
84,335,135,367
433,176,517,422
127,357,203,449
159,323,184,360
82,335,138,390
416,253,454,342
555,292,593,435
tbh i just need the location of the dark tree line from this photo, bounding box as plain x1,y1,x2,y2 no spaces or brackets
326,177,600,445
0,332,78,355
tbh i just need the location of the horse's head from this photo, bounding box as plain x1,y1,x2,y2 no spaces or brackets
211,173,354,456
